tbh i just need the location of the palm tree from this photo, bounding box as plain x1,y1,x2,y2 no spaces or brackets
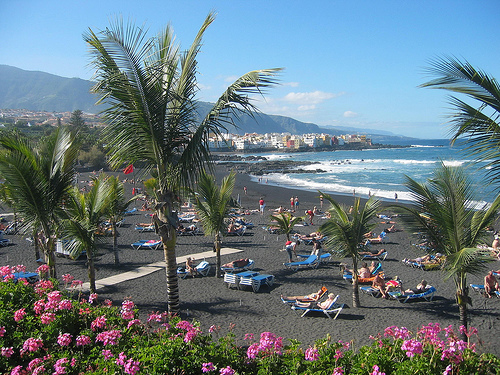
399,163,500,334
63,175,112,293
104,175,140,264
84,13,281,313
319,194,380,308
192,170,235,277
420,57,500,184
269,212,303,241
0,128,77,278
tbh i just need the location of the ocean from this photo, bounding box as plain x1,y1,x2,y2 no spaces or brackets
245,139,498,206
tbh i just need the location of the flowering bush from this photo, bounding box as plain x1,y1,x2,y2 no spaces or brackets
0,265,499,374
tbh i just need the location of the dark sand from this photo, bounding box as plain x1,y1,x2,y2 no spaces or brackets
1,168,499,356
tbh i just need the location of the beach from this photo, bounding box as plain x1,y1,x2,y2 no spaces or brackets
1,167,499,356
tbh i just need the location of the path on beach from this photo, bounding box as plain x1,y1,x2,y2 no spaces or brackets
79,247,243,292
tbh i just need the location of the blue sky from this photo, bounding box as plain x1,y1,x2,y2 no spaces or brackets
1,0,499,139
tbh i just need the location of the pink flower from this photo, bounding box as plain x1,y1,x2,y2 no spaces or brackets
53,357,68,374
95,330,122,346
1,347,14,357
37,264,49,275
35,279,54,296
88,293,98,304
401,339,423,358
14,308,26,322
62,274,74,284
76,335,91,346
0,265,12,276
22,337,44,353
57,333,72,347
124,358,140,375
58,299,73,311
116,352,127,366
14,265,26,273
219,366,235,375
33,300,45,315
10,365,23,375
102,349,114,359
332,367,344,375
370,365,386,375
47,290,62,303
28,358,44,371
40,312,56,324
91,315,107,331
209,325,219,333
70,280,83,288
202,362,215,372
103,299,113,307
244,333,254,340
147,312,162,323
176,320,194,331
0,326,6,337
305,346,319,361
127,319,141,329
247,343,259,359
121,309,135,320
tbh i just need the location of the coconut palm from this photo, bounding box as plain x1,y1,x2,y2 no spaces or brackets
192,170,235,277
63,175,112,293
400,163,500,334
84,13,280,313
269,212,303,241
0,128,77,278
319,194,380,308
420,57,500,184
104,175,141,264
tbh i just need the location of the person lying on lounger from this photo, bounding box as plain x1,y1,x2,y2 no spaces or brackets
404,280,429,295
295,293,337,308
281,287,326,303
343,262,371,279
358,248,386,257
484,271,499,298
403,254,443,266
365,231,387,244
297,232,323,241
222,258,250,269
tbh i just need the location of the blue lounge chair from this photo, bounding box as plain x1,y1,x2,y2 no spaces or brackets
362,251,388,262
239,273,275,292
389,286,437,303
135,224,155,232
470,284,500,298
130,240,162,250
343,262,383,282
284,254,319,272
177,260,211,279
291,295,344,319
124,207,137,215
297,252,332,263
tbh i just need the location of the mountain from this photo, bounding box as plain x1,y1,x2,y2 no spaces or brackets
0,65,415,143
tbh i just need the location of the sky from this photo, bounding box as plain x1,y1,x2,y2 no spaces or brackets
1,0,499,139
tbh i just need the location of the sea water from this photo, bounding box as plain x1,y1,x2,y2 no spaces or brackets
246,139,497,206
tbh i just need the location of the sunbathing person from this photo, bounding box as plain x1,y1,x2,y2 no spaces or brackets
372,273,388,298
368,261,380,274
365,230,387,244
404,280,429,294
185,257,197,277
298,232,323,240
295,293,337,308
281,287,326,302
358,248,386,256
403,254,442,265
385,225,396,233
484,271,499,298
343,262,371,279
221,258,250,269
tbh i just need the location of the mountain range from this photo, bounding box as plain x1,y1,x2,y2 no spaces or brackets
0,65,414,143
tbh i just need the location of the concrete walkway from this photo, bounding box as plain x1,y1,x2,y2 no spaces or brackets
80,247,243,292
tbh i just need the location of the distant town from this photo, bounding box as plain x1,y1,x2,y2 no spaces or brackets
0,109,391,152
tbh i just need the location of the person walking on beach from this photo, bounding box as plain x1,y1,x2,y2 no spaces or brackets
306,209,314,225
294,196,299,211
290,196,295,211
244,186,247,195
319,194,323,209
259,197,265,215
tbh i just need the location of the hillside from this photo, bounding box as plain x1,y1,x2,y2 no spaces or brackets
0,65,415,143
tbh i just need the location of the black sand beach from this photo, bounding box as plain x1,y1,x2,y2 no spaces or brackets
1,168,499,356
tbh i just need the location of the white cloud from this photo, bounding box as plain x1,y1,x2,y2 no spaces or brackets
282,81,299,87
284,90,339,105
343,111,358,118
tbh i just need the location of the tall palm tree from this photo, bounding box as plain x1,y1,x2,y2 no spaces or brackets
104,175,140,264
269,212,303,241
420,57,500,184
400,163,500,334
0,128,77,278
63,175,112,293
84,13,281,313
319,194,380,308
192,170,235,277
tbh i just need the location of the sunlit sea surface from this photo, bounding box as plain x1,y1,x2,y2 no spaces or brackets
241,139,497,207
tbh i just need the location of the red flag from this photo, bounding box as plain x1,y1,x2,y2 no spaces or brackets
123,164,134,175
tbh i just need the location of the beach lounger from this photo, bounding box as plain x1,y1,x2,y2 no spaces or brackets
360,286,382,297
470,284,500,298
297,252,331,263
223,270,259,289
220,259,255,273
226,226,246,236
179,215,196,223
0,238,11,247
130,240,162,250
4,272,40,284
291,295,344,319
389,286,437,303
177,260,211,279
124,207,137,215
283,254,319,272
239,273,275,292
401,256,444,271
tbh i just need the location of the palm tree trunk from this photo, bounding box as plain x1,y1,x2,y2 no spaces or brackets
87,252,96,293
457,287,469,340
352,258,360,307
215,233,222,278
32,229,40,261
162,228,179,314
112,222,119,264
